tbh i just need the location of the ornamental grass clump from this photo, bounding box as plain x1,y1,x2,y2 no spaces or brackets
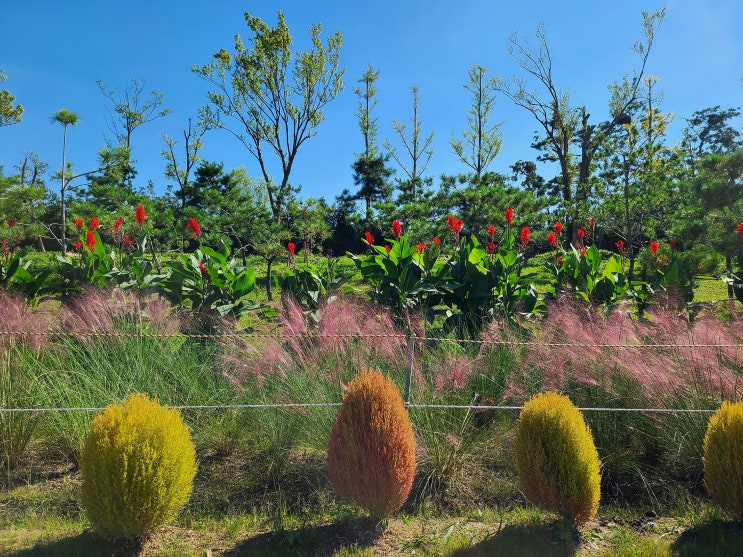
80,393,197,540
703,400,743,518
513,391,601,527
327,369,416,518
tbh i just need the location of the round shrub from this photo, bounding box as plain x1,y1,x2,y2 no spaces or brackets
80,393,197,539
703,400,743,518
327,369,416,518
513,391,601,527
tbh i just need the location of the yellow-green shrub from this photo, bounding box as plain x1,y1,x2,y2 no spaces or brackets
327,369,416,518
80,393,197,539
703,400,743,518
513,391,601,527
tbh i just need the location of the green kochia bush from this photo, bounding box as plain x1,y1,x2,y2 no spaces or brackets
80,393,197,540
703,400,743,518
513,391,601,527
327,369,416,518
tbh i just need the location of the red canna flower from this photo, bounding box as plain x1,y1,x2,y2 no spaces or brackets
505,207,514,224
556,256,563,267
113,216,124,233
447,215,463,242
615,239,625,253
134,204,147,225
287,242,296,255
546,232,558,248
391,219,403,239
364,230,374,246
738,223,743,240
198,261,208,278
519,226,530,246
384,244,391,253
650,240,660,255
416,242,426,254
553,221,563,235
669,239,677,250
73,241,83,251
123,235,135,250
89,216,99,230
487,224,495,238
7,217,17,228
75,218,83,232
577,228,586,241
580,248,586,257
432,236,441,246
589,217,596,228
487,241,496,254
85,230,96,252
187,217,201,238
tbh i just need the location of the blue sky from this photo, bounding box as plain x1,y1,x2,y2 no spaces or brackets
1,0,741,202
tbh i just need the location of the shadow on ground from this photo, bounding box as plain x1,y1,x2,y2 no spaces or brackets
449,520,577,557
671,519,743,557
227,516,383,556
7,532,142,557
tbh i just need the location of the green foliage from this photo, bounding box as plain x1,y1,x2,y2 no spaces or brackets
80,392,197,539
703,400,743,519
278,256,343,313
327,369,416,518
513,391,601,527
0,69,24,127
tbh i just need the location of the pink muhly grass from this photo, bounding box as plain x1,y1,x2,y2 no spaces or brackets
432,352,475,392
220,335,288,388
0,292,51,352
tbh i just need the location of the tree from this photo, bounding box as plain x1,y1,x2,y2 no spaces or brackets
385,85,435,202
681,106,742,176
98,78,171,150
52,109,80,253
161,118,208,209
193,11,345,223
0,70,23,127
496,10,665,235
355,64,381,158
450,64,502,180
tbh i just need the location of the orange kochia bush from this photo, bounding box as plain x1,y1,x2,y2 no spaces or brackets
327,369,416,518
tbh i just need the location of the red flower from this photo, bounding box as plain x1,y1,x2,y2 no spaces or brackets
287,242,296,255
384,244,391,253
123,235,135,251
580,248,586,257
650,240,660,255
487,241,496,254
615,239,625,253
7,217,17,228
75,218,83,232
504,207,514,224
669,239,677,250
89,216,99,230
519,226,530,246
577,228,586,241
447,215,463,232
364,231,374,246
589,217,596,228
738,223,743,240
432,237,441,246
113,216,124,233
73,241,83,251
85,230,96,252
187,217,201,238
134,204,147,225
487,224,495,238
556,256,563,267
391,219,403,239
553,221,563,235
416,242,426,254
546,232,558,248
198,261,208,278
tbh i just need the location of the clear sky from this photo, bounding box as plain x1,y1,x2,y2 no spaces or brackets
1,0,741,203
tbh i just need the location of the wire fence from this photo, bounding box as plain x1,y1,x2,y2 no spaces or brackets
1,326,739,415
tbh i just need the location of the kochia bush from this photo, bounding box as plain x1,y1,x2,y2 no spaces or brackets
80,393,197,539
513,391,601,527
703,400,743,518
327,369,416,518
